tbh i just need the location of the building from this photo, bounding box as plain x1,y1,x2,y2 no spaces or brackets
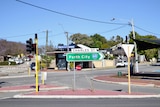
46,44,105,70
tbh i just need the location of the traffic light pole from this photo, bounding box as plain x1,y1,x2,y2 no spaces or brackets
35,34,39,92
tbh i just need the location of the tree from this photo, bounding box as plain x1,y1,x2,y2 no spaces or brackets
0,39,26,56
90,34,107,44
115,35,123,42
145,48,158,60
129,31,158,60
69,33,93,46
90,33,108,49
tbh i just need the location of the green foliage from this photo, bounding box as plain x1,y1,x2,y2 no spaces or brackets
0,61,16,65
41,62,47,68
129,31,159,60
69,62,74,70
41,55,55,67
69,33,121,49
144,48,158,60
90,34,108,49
69,32,159,60
0,61,9,65
90,34,107,43
69,33,93,46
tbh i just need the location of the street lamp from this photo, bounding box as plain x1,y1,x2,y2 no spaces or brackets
112,18,139,73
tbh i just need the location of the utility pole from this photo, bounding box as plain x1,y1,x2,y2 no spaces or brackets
130,19,139,73
65,32,70,71
65,32,69,52
46,30,48,54
111,18,139,73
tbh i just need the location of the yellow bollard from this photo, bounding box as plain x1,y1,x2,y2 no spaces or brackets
28,67,31,76
42,72,45,85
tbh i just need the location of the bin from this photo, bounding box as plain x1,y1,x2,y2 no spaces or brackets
117,71,122,77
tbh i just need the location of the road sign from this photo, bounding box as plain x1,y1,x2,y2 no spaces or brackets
66,52,104,62
122,44,134,57
122,44,134,94
71,48,98,52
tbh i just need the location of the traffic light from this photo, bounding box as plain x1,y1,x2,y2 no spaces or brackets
26,38,33,53
32,43,36,54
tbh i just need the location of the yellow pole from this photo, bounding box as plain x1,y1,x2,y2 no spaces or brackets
35,34,39,92
128,46,131,94
28,67,30,76
42,72,45,85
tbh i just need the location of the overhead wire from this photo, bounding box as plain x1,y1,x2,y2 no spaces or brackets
16,0,127,26
97,25,128,35
0,31,45,39
134,25,160,36
15,0,160,38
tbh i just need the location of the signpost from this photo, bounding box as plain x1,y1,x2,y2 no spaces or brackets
66,52,104,90
66,52,104,62
122,44,134,94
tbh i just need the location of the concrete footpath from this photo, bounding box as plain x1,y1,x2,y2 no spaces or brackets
0,73,160,98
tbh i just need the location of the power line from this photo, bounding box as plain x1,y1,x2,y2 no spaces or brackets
60,25,127,37
0,31,44,39
38,32,64,39
16,0,127,25
97,25,128,34
134,25,160,36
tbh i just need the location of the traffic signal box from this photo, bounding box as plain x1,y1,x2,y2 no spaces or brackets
26,38,33,53
32,43,36,54
26,38,36,54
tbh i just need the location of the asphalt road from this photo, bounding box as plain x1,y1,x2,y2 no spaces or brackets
0,63,160,100
0,98,160,107
0,64,160,92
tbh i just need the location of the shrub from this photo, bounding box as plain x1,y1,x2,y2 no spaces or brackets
0,61,16,65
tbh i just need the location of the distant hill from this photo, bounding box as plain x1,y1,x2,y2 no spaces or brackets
0,39,26,56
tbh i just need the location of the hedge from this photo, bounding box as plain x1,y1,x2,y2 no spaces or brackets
0,61,16,65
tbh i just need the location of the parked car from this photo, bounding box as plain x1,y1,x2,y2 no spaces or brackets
76,64,82,70
9,57,24,64
23,57,31,61
9,58,15,62
116,60,128,67
30,62,35,70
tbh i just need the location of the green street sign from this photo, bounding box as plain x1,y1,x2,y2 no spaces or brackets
66,52,104,62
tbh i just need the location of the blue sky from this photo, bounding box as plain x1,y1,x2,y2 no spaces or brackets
0,0,160,46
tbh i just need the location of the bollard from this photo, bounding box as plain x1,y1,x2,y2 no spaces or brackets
117,71,122,77
28,67,31,76
38,85,40,91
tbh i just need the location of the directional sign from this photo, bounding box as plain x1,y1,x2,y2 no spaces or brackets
122,44,134,58
66,52,104,62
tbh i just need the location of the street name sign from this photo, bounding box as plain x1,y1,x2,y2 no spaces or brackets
66,52,104,62
71,48,99,52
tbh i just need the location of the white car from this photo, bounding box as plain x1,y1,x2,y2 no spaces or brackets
116,60,128,67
